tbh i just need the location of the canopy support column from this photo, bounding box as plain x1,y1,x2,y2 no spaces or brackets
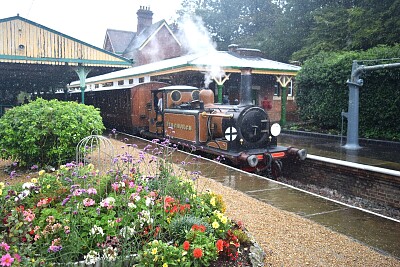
276,75,292,126
74,66,91,104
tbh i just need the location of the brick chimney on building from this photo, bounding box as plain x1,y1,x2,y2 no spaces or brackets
137,6,153,34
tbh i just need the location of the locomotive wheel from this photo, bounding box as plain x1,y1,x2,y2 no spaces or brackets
271,159,283,179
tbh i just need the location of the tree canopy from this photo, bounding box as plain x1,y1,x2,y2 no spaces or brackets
177,0,400,63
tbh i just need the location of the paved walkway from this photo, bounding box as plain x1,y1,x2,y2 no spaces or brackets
280,131,400,171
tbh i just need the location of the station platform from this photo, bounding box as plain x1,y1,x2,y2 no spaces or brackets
280,131,400,172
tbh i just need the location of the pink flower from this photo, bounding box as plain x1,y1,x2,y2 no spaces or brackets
0,242,10,251
115,218,122,223
0,253,14,266
83,198,95,207
111,183,119,191
13,253,21,262
22,209,35,222
87,188,97,195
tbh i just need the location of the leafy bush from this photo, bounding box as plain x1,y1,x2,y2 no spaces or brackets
296,44,400,141
0,98,105,167
167,215,212,244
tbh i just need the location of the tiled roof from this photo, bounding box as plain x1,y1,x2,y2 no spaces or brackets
122,20,166,59
105,29,135,54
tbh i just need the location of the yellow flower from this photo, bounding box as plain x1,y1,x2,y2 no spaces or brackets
59,165,66,170
220,216,228,224
87,163,94,170
30,178,38,183
0,182,4,190
163,263,168,267
151,248,158,255
212,220,220,229
46,185,51,189
0,189,2,196
38,170,45,176
210,197,216,207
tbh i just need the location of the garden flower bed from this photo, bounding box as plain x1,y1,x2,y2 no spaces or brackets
0,139,262,266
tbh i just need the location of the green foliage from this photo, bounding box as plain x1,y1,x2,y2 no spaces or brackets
232,228,250,244
296,44,400,141
167,214,212,244
0,98,105,168
136,240,191,266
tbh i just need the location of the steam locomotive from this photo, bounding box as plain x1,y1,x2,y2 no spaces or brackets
65,70,306,178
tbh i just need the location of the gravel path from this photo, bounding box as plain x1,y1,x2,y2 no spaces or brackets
195,177,400,266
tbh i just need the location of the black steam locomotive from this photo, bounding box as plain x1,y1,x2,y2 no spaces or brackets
64,69,306,178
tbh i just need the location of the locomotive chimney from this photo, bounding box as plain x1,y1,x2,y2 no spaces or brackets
239,68,253,106
137,6,153,34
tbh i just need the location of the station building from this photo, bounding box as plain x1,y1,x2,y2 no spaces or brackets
1,7,301,123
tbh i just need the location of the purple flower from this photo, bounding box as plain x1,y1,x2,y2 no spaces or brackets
48,245,62,253
62,195,71,206
10,171,17,179
31,165,39,170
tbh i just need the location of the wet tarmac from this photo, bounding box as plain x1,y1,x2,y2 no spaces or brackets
119,134,400,259
280,131,400,171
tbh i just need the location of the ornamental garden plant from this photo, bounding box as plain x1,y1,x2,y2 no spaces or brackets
0,138,254,266
0,98,105,168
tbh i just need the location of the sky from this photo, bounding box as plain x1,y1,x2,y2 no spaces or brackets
0,0,183,48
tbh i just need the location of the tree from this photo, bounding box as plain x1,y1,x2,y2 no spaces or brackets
178,0,279,51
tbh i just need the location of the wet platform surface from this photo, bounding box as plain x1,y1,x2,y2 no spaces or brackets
122,134,400,259
280,132,400,171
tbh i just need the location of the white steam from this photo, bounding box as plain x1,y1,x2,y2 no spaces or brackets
177,15,226,88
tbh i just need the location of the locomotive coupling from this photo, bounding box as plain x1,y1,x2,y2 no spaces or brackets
287,147,307,161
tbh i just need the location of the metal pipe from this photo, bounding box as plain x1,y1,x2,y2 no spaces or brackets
343,61,400,150
240,68,252,106
201,111,233,118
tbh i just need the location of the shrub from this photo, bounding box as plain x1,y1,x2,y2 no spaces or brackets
167,215,212,244
0,98,105,168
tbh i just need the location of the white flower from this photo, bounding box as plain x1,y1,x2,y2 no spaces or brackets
120,225,136,238
145,197,153,207
84,250,100,265
90,225,104,236
22,182,35,190
127,203,136,209
103,246,118,262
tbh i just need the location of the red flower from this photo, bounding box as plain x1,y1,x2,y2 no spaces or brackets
191,224,206,232
183,241,190,251
193,248,203,258
216,239,224,251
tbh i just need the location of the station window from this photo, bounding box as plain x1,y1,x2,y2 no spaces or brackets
288,80,293,97
102,82,113,87
95,84,99,89
139,77,144,83
129,79,133,84
118,80,124,85
274,84,280,96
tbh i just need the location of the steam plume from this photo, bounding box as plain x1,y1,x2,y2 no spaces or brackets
177,15,226,88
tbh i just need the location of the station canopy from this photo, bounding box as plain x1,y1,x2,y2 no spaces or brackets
69,49,301,89
0,15,132,94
